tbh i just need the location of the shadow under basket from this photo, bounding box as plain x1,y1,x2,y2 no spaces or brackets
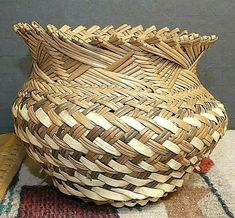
12,21,228,207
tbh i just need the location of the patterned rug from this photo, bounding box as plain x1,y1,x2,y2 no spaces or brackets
1,130,235,218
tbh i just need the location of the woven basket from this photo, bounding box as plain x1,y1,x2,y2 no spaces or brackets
12,21,228,207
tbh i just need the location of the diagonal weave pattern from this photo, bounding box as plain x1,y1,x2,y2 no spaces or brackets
12,21,228,207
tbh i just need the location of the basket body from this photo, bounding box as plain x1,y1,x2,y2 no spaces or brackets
12,22,228,207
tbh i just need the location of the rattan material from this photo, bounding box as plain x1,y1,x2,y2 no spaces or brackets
12,21,228,207
0,133,26,199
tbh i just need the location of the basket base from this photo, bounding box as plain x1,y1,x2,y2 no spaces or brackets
109,196,164,207
54,179,172,207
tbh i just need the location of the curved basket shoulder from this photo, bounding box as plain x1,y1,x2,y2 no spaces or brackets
12,22,227,207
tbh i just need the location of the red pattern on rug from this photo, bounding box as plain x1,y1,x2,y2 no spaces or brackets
195,157,215,174
18,186,118,218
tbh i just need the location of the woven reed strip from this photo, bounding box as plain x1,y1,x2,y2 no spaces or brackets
0,133,26,199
